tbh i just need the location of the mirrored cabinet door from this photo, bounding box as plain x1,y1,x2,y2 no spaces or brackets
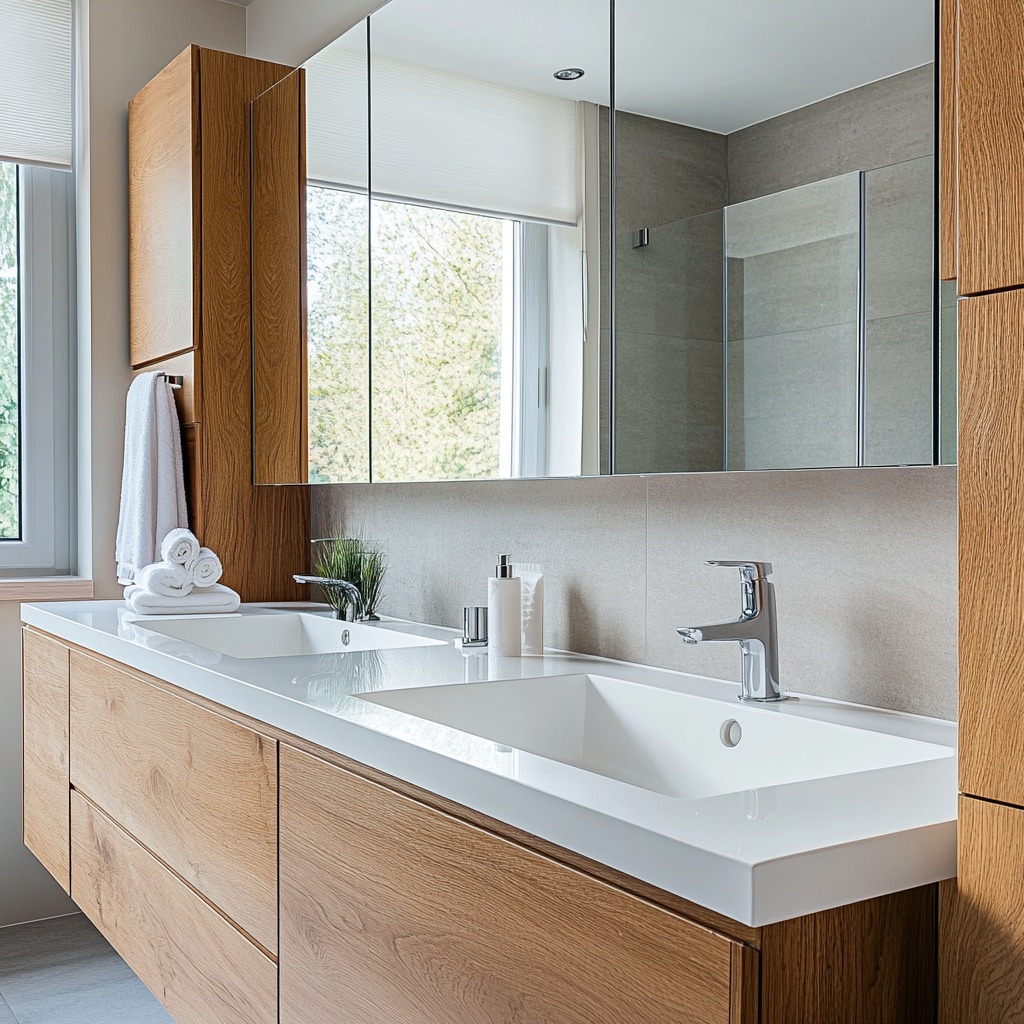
251,0,953,485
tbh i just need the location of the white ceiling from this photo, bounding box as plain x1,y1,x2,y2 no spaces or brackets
327,0,933,134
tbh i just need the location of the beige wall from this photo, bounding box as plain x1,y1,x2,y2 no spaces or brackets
313,466,957,721
0,0,246,929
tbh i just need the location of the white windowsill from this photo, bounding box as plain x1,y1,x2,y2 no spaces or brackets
0,577,95,601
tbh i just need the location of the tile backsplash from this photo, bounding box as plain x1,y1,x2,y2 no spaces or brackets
313,466,957,720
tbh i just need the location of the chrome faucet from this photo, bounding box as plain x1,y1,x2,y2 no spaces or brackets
677,560,789,702
293,575,363,621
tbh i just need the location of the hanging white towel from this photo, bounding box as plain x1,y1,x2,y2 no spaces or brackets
115,373,188,585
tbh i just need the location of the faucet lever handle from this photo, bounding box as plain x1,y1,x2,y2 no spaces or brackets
705,560,773,582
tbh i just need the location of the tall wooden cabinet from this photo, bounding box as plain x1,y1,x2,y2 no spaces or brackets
128,46,309,601
942,1,1024,1019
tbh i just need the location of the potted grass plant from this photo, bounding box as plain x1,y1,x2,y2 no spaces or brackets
312,536,388,621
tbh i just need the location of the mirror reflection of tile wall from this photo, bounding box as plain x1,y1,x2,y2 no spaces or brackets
611,64,938,474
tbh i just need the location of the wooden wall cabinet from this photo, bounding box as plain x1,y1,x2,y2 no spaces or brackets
22,630,71,894
128,46,310,602
955,0,1024,294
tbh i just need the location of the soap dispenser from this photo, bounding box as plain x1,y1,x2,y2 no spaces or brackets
488,554,522,657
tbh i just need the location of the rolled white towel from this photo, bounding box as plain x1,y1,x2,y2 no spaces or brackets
126,583,240,616
135,560,194,598
185,546,223,588
161,528,200,566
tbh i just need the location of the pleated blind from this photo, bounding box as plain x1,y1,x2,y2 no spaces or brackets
305,47,579,226
0,0,73,170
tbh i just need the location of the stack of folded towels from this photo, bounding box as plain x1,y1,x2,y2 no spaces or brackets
124,528,240,615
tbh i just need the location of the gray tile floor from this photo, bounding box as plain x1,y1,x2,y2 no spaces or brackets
0,914,171,1024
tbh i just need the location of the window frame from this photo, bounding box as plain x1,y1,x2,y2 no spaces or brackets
0,162,74,574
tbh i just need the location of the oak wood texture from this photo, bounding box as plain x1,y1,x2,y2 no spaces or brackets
129,46,309,601
956,0,1024,293
21,630,70,893
128,47,199,367
252,69,308,485
939,0,957,281
940,796,1024,1023
957,290,1024,805
761,885,937,1024
731,944,760,1024
69,651,278,954
279,744,737,1024
71,791,276,1024
1,578,93,600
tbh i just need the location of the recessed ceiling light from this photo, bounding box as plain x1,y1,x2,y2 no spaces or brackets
553,68,585,81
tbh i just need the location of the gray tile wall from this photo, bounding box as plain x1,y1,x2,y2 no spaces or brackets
726,65,935,205
312,464,957,720
603,112,728,473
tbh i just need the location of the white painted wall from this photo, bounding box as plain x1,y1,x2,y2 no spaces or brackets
0,0,245,928
246,0,378,65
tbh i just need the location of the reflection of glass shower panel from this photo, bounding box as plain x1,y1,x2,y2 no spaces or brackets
725,172,861,471
862,155,935,467
612,208,724,475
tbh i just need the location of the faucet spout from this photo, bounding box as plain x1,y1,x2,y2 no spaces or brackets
293,575,364,621
676,561,789,702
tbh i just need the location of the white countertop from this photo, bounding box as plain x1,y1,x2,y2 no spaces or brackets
22,600,957,928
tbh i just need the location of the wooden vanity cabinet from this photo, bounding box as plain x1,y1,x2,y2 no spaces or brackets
69,651,279,953
22,630,71,893
128,45,310,602
21,627,938,1024
278,743,936,1024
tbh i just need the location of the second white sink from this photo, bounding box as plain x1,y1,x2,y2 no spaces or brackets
358,673,952,798
138,612,447,659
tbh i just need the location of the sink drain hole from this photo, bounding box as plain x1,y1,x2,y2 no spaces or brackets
720,719,742,748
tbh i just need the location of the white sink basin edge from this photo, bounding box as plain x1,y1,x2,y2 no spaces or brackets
357,673,953,800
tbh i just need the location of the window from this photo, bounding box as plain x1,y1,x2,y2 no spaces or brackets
306,189,583,484
0,160,74,573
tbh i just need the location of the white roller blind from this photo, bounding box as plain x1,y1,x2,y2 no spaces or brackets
305,43,369,192
0,0,73,170
305,48,579,226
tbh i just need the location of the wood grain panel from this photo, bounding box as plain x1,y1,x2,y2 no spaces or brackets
730,944,760,1024
129,46,199,367
252,69,308,485
194,47,309,600
22,630,70,893
761,886,937,1024
940,796,1024,1023
71,792,276,1024
69,651,278,953
280,744,737,1024
956,0,1024,293
958,290,1024,804
939,0,957,281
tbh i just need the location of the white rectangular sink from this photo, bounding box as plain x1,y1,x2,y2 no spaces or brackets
138,613,447,659
358,673,952,798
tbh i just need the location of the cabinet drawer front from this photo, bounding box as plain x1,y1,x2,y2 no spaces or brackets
69,652,277,952
22,630,71,893
280,745,734,1024
72,791,276,1024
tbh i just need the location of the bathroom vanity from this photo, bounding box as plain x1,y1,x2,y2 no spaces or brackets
22,602,955,1024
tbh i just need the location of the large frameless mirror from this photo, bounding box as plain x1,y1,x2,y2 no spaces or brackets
251,0,952,484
